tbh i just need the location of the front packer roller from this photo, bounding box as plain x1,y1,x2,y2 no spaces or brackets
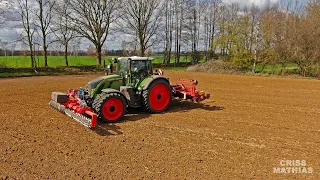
49,90,97,129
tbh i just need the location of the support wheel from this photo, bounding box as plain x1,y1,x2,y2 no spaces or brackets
92,93,127,123
142,79,172,113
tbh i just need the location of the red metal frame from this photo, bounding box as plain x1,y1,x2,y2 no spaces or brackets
171,79,210,102
63,89,97,128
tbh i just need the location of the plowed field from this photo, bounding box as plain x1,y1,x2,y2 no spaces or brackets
0,71,319,179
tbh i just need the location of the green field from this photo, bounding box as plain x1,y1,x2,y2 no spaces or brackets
0,56,97,67
1,55,310,76
0,55,195,68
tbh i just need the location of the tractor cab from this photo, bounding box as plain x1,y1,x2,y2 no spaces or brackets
116,56,153,87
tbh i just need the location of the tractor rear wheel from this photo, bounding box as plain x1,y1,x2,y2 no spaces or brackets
92,92,127,123
142,79,172,113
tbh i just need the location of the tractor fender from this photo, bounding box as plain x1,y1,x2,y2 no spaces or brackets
139,75,170,90
101,88,128,105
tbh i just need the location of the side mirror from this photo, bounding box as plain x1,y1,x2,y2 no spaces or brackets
113,58,118,63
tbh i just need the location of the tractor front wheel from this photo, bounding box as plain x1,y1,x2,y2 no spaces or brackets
92,93,127,123
143,79,172,113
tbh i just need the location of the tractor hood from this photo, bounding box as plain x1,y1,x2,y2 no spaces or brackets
87,74,123,95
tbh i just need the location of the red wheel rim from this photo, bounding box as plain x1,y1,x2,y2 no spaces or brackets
149,83,170,111
102,97,124,121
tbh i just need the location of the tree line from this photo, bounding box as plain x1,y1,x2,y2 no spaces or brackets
0,0,319,76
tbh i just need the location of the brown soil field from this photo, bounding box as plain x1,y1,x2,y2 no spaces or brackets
0,71,319,179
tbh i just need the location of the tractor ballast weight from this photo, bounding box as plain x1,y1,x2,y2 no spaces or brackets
49,56,210,129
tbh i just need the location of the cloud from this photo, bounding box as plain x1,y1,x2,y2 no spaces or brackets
0,26,20,41
221,0,280,9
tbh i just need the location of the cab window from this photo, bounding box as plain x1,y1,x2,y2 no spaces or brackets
117,59,128,76
131,60,152,74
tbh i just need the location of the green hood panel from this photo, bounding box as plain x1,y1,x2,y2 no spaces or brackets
92,75,124,96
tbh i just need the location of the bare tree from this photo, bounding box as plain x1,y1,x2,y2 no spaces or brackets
70,38,81,57
34,0,56,67
161,0,185,65
259,6,277,70
203,0,220,61
173,0,185,64
16,0,36,68
120,0,163,57
121,40,128,56
53,0,76,66
0,0,8,24
163,0,174,65
8,41,16,57
246,4,261,73
183,0,204,64
0,40,9,56
67,0,120,65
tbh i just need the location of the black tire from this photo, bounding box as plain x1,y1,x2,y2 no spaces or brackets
142,79,172,113
92,92,127,123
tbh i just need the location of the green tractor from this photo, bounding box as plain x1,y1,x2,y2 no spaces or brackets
49,56,210,128
89,56,172,122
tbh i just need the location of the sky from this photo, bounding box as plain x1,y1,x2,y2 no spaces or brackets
222,0,307,8
0,0,308,51
222,0,280,8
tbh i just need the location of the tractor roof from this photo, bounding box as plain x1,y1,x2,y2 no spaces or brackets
118,56,154,61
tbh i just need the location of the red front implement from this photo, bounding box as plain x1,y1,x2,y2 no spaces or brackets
49,89,97,129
